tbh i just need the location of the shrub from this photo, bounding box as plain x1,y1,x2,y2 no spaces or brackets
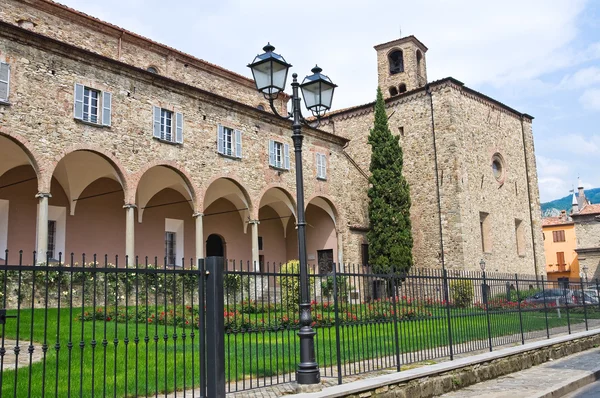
450,280,474,308
278,260,313,310
321,275,349,303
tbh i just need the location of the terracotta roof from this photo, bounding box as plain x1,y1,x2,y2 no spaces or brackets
320,77,534,121
374,36,429,52
542,217,573,227
41,0,259,88
576,204,600,216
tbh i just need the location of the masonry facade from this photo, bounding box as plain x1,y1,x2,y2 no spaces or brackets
0,0,544,276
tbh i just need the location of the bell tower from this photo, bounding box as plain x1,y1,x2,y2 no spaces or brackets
374,36,428,99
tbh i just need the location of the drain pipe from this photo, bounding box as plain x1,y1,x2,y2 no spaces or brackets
520,116,540,281
426,85,446,272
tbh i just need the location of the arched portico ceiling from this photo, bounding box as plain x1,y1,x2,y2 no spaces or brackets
306,196,338,227
52,151,124,215
136,166,194,223
203,178,252,233
0,136,38,180
259,187,296,238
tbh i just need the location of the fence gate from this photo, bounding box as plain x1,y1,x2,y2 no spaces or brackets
0,252,225,398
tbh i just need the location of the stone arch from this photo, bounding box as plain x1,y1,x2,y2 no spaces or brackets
202,177,253,232
388,48,404,75
399,83,407,93
133,162,199,222
48,147,129,215
257,185,297,238
416,49,423,73
305,194,340,227
0,131,43,188
389,86,399,97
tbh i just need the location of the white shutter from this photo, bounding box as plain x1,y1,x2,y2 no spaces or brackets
268,140,275,166
235,129,242,158
284,143,290,170
74,83,84,120
321,154,327,179
175,112,183,143
102,91,112,126
0,62,9,102
316,153,322,178
153,106,162,139
217,124,225,154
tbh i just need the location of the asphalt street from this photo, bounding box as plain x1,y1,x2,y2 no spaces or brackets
563,379,600,398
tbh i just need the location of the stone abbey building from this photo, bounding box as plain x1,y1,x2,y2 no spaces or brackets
0,0,544,275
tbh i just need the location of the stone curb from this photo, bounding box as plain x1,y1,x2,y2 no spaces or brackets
287,329,600,397
533,368,600,398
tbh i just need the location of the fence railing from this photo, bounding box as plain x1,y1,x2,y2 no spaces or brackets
0,251,599,397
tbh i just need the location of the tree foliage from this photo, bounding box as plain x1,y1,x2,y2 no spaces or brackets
367,87,413,274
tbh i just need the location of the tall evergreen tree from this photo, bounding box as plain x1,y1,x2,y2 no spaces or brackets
367,87,413,274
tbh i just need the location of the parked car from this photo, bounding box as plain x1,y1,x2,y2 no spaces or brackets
575,290,599,305
524,289,577,305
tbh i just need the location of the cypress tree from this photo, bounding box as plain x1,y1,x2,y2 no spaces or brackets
367,87,413,274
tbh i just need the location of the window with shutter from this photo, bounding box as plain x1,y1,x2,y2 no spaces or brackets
152,106,180,144
235,129,242,158
0,62,10,102
283,143,290,170
552,230,566,242
316,153,327,180
268,140,276,167
74,83,111,126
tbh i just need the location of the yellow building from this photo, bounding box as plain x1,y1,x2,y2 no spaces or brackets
542,210,579,285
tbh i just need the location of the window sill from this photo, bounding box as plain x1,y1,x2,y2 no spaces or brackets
153,137,182,146
317,177,327,181
269,165,289,172
74,118,109,128
218,152,242,160
0,100,11,106
518,254,526,258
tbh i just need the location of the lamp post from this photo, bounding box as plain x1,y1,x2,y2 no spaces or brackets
248,44,337,385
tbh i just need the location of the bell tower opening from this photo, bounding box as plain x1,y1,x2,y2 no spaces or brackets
374,36,428,99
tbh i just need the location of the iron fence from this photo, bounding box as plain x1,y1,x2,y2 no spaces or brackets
0,251,599,397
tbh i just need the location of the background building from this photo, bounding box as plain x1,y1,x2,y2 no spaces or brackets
0,0,544,275
571,182,600,282
542,210,579,285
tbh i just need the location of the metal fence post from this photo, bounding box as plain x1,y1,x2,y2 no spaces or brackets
442,269,454,360
514,274,525,345
198,258,207,398
332,264,343,385
390,273,401,372
540,275,550,339
482,271,493,352
596,279,600,312
205,256,225,398
579,276,588,331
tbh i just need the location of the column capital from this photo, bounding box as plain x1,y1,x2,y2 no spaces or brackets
248,219,260,225
123,204,137,209
35,192,52,199
193,212,204,218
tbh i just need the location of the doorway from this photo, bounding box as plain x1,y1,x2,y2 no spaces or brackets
206,234,225,257
317,249,334,274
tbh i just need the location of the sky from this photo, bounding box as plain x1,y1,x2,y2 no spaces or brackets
55,0,600,203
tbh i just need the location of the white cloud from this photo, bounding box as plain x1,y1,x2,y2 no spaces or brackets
580,88,600,110
560,67,600,89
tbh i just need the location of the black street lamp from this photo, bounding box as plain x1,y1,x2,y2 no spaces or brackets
248,44,337,385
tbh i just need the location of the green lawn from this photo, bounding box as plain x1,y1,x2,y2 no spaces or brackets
0,305,596,397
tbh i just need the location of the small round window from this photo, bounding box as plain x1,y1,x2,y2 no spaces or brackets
491,154,505,182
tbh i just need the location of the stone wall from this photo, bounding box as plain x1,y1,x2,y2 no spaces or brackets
0,0,289,114
0,21,370,265
320,79,542,274
574,215,600,280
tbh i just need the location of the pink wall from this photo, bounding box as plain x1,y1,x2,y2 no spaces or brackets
203,198,251,270
65,178,125,263
0,166,37,264
135,188,195,266
257,206,289,271
284,204,337,272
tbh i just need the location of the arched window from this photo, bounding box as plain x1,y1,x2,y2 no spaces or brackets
388,50,404,74
398,83,407,93
416,49,423,73
257,104,265,111
389,86,399,97
147,66,159,74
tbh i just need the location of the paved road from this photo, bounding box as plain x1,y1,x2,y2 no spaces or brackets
439,348,600,397
563,380,600,398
